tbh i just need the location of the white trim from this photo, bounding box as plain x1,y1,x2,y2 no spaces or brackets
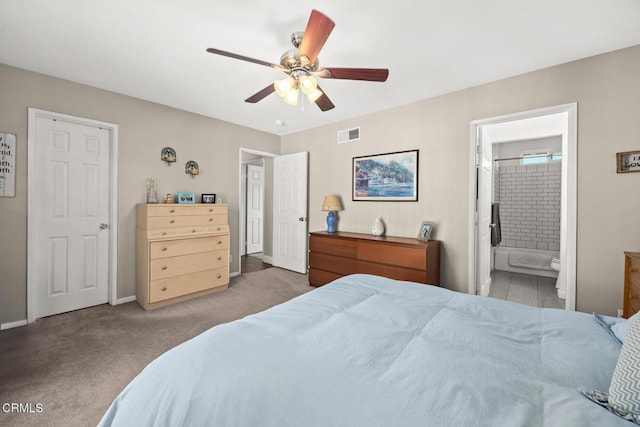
1,319,28,330
238,147,278,276
115,296,136,305
262,255,273,265
468,103,577,310
230,271,240,278
27,108,119,323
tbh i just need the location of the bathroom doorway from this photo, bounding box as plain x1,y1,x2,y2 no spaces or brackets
468,103,577,310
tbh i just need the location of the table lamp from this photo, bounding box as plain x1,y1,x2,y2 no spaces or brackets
321,195,343,233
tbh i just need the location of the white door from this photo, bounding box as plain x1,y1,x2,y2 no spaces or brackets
32,116,111,318
273,152,308,274
246,164,264,254
476,128,493,297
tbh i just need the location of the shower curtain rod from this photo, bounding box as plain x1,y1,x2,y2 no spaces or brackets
493,153,552,162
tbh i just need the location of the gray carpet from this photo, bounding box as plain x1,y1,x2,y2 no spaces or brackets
0,267,312,427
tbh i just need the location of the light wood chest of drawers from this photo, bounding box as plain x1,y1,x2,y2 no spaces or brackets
136,203,230,310
623,251,640,318
308,231,441,287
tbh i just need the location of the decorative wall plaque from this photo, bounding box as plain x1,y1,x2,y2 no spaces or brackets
616,150,640,173
0,133,16,197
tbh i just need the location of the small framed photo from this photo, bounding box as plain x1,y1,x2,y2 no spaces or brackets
201,193,216,204
177,191,195,204
417,221,434,241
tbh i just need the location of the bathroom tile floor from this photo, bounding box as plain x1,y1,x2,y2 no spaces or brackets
489,270,565,309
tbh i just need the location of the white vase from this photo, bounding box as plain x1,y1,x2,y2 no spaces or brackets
372,217,385,236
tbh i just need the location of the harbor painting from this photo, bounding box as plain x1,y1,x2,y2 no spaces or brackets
353,150,418,201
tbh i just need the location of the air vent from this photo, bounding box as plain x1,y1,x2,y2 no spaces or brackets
337,127,360,144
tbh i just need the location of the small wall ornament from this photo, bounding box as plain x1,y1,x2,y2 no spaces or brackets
161,147,176,166
185,160,199,178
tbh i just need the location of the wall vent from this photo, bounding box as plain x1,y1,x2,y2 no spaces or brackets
337,127,360,144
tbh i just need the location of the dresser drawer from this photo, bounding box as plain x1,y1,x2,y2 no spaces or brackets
309,252,357,275
358,261,427,284
309,235,358,258
358,242,426,270
150,251,221,279
146,225,229,239
150,237,220,259
149,267,228,303
145,205,227,216
309,268,343,287
146,214,227,229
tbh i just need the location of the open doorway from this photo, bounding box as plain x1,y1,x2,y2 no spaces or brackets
238,148,277,276
468,103,577,310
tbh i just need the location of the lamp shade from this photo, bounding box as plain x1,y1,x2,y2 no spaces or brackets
321,195,343,211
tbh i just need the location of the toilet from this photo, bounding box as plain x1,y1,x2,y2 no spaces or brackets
550,257,560,289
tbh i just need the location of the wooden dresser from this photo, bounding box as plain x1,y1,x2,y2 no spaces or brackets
623,251,640,318
136,203,230,310
308,231,440,287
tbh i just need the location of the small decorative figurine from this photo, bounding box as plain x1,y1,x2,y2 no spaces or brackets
165,193,173,204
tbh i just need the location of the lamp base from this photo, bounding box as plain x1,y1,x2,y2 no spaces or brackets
326,211,337,233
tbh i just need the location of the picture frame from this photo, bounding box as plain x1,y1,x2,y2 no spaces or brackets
177,191,195,204
201,193,216,204
616,150,640,173
353,149,418,201
417,221,434,241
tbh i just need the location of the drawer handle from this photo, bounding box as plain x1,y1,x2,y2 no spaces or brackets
169,219,175,224
216,274,222,279
209,208,213,212
630,293,638,300
216,227,221,231
631,268,638,273
161,247,168,252
161,266,168,270
192,229,197,233
217,240,222,245
161,232,167,236
161,286,167,291
170,209,175,213
209,218,213,222
217,256,222,261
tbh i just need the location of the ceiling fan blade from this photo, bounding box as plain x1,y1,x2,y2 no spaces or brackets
244,84,276,103
317,67,389,82
206,48,285,71
314,85,335,111
297,10,335,66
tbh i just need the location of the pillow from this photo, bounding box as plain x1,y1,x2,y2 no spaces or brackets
593,313,627,345
582,313,640,423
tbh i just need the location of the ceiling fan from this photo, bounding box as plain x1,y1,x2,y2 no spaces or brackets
206,9,389,111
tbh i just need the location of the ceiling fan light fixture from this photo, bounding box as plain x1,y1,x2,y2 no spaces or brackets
274,77,295,97
283,87,299,105
299,75,318,95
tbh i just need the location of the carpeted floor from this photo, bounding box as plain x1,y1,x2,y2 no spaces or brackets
0,267,312,427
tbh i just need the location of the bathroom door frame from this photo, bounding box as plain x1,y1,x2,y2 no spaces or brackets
468,103,577,310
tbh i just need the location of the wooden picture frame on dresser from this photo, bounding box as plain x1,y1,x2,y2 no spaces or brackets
308,231,440,287
136,203,230,310
623,251,640,318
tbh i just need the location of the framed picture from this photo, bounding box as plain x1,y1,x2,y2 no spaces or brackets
177,191,195,204
353,149,418,201
201,193,216,204
616,150,640,173
417,221,434,241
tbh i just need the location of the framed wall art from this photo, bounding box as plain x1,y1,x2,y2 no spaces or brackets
353,149,418,201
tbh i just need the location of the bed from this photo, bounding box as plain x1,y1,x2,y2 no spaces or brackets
99,274,632,426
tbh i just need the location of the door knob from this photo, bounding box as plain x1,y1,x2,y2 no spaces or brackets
99,223,108,230
299,217,307,222
489,223,496,228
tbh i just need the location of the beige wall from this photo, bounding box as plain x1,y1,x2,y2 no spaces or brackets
282,45,640,316
0,64,280,325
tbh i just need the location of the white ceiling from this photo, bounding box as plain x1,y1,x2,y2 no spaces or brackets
1,1,639,136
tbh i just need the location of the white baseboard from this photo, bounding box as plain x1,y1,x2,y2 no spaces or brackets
1,319,28,330
230,271,240,278
263,255,273,264
114,296,136,305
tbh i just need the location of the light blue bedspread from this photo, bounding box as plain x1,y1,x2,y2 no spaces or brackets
99,274,630,426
